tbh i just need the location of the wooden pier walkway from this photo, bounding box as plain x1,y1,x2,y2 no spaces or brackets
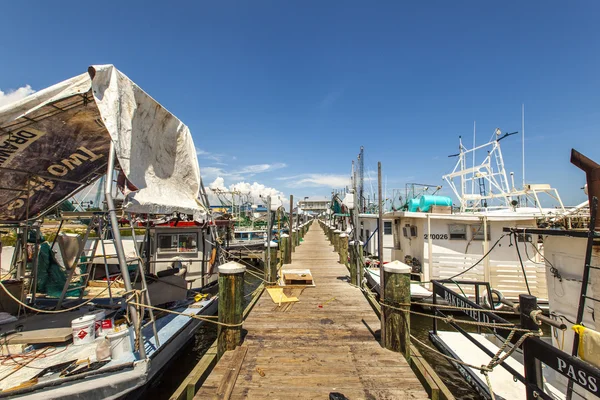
195,223,428,399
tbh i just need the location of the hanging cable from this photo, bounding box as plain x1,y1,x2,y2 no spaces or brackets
441,233,508,282
512,232,532,295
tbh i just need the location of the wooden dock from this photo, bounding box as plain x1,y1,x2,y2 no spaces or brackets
195,223,429,399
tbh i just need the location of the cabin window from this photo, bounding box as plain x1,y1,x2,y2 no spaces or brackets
403,225,417,237
410,225,417,237
470,224,489,241
384,221,392,235
448,224,467,240
157,233,198,253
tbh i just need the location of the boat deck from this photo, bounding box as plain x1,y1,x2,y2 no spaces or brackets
0,298,217,397
195,223,428,399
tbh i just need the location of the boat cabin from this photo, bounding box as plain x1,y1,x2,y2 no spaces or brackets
357,214,394,262
148,223,216,289
384,208,548,302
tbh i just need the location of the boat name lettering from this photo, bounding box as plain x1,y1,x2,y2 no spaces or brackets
424,234,448,240
557,357,598,393
443,290,492,325
0,130,45,167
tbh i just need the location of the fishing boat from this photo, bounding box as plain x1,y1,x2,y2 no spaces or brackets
382,132,587,305
428,149,599,400
0,65,220,399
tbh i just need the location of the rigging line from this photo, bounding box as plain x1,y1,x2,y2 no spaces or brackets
512,232,532,295
419,233,509,283
0,274,122,314
528,240,562,281
523,238,544,265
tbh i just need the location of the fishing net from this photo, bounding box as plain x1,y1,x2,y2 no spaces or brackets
35,242,86,298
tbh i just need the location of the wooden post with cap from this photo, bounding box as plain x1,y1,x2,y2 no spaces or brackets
217,261,245,357
383,260,411,360
349,240,364,286
281,233,291,264
264,240,278,284
333,229,341,253
339,232,348,266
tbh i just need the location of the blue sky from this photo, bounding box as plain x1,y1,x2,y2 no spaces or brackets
1,1,598,205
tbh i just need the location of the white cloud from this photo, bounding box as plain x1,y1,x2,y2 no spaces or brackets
208,177,285,206
235,163,286,175
0,85,35,108
196,148,225,163
277,173,350,188
201,163,286,181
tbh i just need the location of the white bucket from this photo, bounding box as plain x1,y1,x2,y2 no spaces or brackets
107,327,133,360
71,314,96,345
87,310,106,337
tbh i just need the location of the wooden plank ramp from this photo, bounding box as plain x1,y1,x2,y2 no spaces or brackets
195,223,429,399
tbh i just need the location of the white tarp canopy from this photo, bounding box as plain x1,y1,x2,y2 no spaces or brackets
0,65,205,221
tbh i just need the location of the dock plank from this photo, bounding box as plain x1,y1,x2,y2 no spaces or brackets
195,223,429,399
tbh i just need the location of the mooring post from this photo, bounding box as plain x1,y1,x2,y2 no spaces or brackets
264,241,278,284
349,240,364,286
333,229,341,253
291,228,297,252
217,261,245,357
339,232,348,266
520,294,543,400
383,260,411,360
281,234,291,264
295,227,300,246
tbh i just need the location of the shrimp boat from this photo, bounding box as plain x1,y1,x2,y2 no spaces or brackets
427,149,599,400
0,65,220,399
346,135,585,305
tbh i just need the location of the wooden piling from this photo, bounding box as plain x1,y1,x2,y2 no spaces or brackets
217,261,246,357
333,229,341,253
281,234,291,264
264,241,278,284
339,232,348,266
382,260,411,360
291,228,297,252
349,240,364,286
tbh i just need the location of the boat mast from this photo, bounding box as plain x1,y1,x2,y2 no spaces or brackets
522,104,526,206
472,121,476,203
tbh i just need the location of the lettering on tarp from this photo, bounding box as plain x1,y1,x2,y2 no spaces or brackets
0,130,45,167
0,146,104,220
47,146,104,177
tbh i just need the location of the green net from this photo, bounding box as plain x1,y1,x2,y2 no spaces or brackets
35,242,86,298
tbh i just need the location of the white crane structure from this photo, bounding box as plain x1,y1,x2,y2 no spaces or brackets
443,128,566,215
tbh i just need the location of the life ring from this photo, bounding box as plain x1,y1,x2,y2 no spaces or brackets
169,256,184,270
480,289,505,310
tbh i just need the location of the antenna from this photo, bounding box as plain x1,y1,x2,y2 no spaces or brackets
522,103,525,189
472,121,476,199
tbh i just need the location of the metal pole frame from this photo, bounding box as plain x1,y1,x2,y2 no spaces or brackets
105,142,146,359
